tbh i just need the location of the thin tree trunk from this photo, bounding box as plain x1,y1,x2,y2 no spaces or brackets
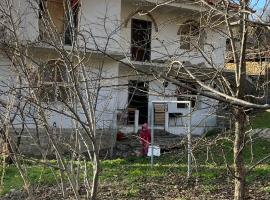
233,108,246,200
90,150,100,200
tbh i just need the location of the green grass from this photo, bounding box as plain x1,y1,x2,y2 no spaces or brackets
1,137,270,197
251,111,270,128
0,164,59,195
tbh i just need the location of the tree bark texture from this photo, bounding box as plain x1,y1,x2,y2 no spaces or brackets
233,108,246,200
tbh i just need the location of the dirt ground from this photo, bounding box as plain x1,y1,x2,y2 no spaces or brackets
1,173,269,200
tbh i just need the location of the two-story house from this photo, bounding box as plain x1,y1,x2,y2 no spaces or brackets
0,0,227,136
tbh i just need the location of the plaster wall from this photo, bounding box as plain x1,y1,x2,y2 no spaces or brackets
0,52,120,130
79,0,123,53
120,0,227,66
13,0,227,68
12,1,39,41
117,68,218,135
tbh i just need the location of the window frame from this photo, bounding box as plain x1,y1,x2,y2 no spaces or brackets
37,60,73,103
179,21,203,50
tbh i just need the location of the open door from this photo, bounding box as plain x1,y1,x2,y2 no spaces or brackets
128,81,149,125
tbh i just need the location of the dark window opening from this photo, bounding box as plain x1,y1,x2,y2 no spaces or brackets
177,97,196,108
38,0,65,41
65,0,80,45
38,0,45,19
226,38,232,52
128,80,149,124
131,19,152,62
38,0,79,45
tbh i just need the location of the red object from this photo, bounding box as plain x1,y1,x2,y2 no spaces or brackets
139,123,151,156
117,132,124,141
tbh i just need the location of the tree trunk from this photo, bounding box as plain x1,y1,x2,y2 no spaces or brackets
90,150,100,200
233,108,246,200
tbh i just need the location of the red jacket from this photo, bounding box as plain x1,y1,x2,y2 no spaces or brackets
139,129,151,144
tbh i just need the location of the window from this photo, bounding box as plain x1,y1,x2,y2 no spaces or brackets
131,19,152,62
38,60,72,102
65,0,80,45
38,0,65,40
176,97,196,108
179,21,202,50
38,0,80,45
175,84,197,108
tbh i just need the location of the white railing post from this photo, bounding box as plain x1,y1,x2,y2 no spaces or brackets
187,102,192,178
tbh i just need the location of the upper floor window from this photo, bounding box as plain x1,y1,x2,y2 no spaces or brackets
38,60,72,102
179,21,202,50
38,0,80,45
131,19,152,62
65,0,80,45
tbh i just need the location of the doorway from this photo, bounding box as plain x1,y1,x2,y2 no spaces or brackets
128,80,149,125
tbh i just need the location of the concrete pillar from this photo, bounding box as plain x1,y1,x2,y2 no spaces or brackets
134,110,139,133
165,112,169,131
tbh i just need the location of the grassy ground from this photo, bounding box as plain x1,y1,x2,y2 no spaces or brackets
251,111,270,128
1,136,270,199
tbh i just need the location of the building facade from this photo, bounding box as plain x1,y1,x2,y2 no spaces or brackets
0,0,227,136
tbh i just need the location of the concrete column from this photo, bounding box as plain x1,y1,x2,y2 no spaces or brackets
165,112,169,131
134,110,139,133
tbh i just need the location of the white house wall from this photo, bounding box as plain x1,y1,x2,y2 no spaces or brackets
6,0,227,136
45,58,120,129
11,0,39,42
120,1,183,60
80,0,123,53
12,0,227,69
116,67,218,135
148,81,218,135
120,0,227,67
0,52,120,130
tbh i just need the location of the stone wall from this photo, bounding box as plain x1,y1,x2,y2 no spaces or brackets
3,128,117,158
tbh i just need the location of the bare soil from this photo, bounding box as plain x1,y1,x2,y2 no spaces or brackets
1,173,269,200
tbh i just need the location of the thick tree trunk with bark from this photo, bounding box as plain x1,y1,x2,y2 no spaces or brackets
233,108,246,200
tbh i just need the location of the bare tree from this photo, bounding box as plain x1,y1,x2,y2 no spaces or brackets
100,1,270,200
1,0,270,200
0,0,122,199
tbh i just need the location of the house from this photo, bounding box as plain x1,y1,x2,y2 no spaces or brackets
0,0,228,139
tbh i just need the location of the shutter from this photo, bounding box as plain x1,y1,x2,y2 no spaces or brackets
154,104,166,125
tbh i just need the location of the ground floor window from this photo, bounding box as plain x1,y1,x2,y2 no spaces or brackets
38,60,72,102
